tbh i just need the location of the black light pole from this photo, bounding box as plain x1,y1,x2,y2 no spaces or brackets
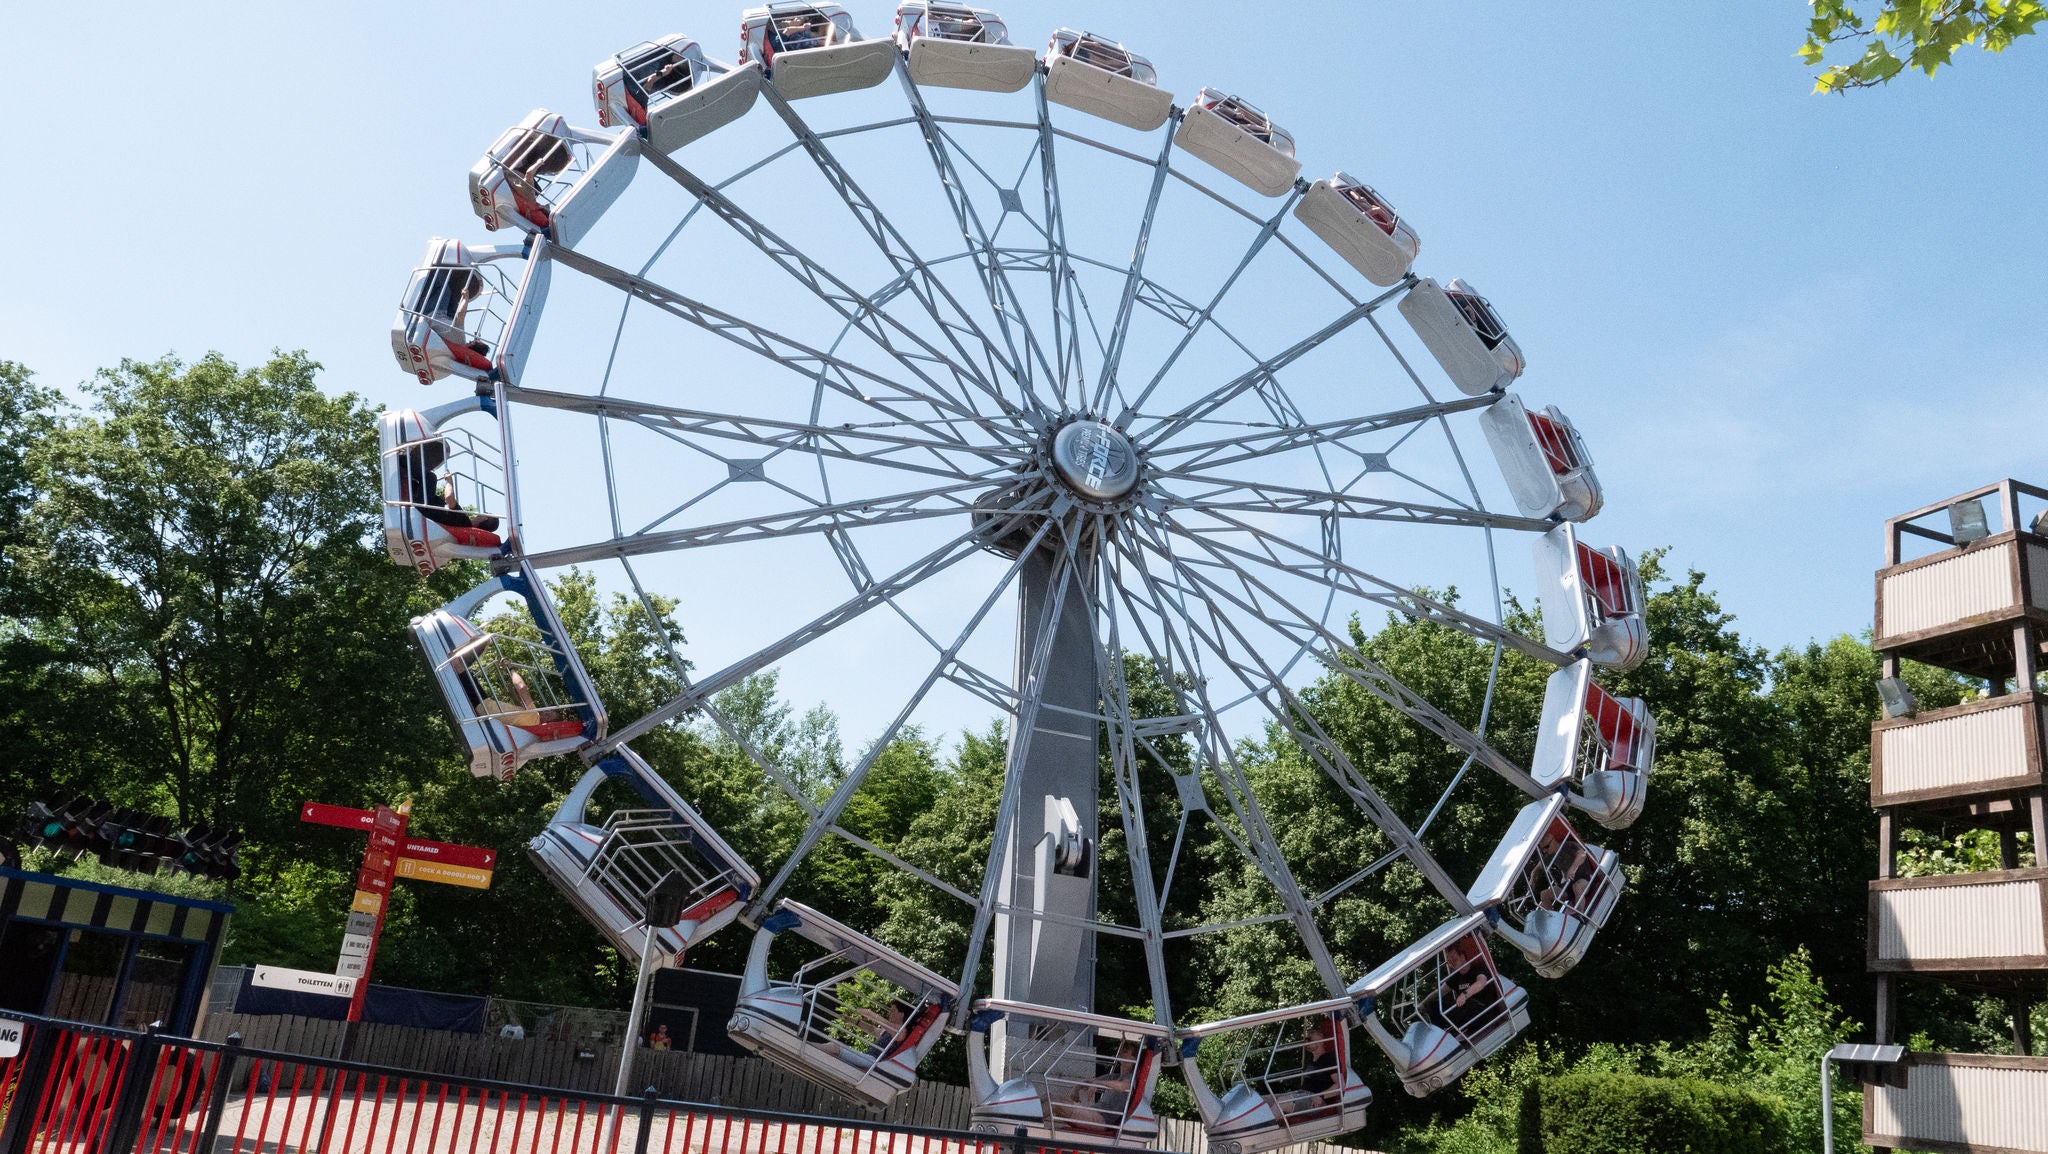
615,871,689,1097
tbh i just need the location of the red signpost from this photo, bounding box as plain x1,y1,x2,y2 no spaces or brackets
343,804,406,1023
299,802,499,869
298,800,497,1029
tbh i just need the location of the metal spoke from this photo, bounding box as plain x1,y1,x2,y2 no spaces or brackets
897,66,1060,402
543,240,984,443
1091,122,1180,416
587,498,1051,758
1033,74,1085,409
1102,534,1356,998
521,479,1023,569
1120,517,1479,911
1165,507,1571,664
1132,281,1408,447
504,384,1023,478
756,87,1028,412
1145,393,1496,474
1148,513,1545,800
750,515,1056,916
1117,191,1305,424
1085,517,1175,1026
1156,476,1558,534
640,147,1024,422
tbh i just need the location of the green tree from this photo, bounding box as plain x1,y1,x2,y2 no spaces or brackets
1801,0,2045,90
0,359,127,812
21,352,450,835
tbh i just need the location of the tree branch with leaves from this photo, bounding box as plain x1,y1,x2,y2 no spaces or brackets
1802,0,2044,91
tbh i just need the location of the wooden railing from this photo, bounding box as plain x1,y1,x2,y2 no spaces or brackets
1868,869,2048,973
1876,532,2048,649
1864,1051,2048,1153
1872,693,2047,807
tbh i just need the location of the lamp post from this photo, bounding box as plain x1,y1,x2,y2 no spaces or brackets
1821,1042,1906,1154
615,871,689,1097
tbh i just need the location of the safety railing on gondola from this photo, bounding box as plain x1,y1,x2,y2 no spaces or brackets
0,1010,1167,1154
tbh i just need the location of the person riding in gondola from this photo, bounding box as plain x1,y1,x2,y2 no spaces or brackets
419,266,491,358
1062,1064,1134,1134
399,438,500,536
635,50,696,106
432,465,501,534
1283,1015,1344,1115
863,1003,909,1056
1421,936,1498,1036
1533,819,1600,910
1340,184,1399,234
505,130,572,203
773,14,824,52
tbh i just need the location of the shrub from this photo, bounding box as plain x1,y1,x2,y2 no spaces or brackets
1518,1071,1791,1154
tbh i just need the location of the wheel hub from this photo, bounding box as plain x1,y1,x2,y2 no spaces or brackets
1049,419,1140,503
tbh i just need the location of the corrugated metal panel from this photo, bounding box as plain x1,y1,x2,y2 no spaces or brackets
2030,542,2048,611
1881,701,2032,794
1869,1061,2048,1152
1875,879,2046,961
1881,543,2015,636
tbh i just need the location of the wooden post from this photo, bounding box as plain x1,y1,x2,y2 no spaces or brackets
1874,975,1896,1045
1877,810,1896,880
2031,790,2047,867
1999,479,2023,540
2017,622,2040,689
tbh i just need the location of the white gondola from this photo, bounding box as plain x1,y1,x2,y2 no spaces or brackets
390,237,551,387
1534,523,1646,670
469,109,638,248
593,36,764,155
1398,276,1525,396
1533,660,1656,830
1467,796,1623,978
742,4,898,100
1042,29,1173,132
378,395,506,576
528,748,757,966
1178,1000,1372,1154
729,900,958,1105
409,564,606,780
1479,393,1602,522
1349,916,1530,1098
896,2,1037,92
1175,89,1300,198
1293,174,1419,286
967,1000,1168,1145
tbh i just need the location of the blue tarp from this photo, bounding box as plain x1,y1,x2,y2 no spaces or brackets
235,969,486,1032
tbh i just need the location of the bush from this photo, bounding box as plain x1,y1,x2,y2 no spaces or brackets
1518,1072,1791,1154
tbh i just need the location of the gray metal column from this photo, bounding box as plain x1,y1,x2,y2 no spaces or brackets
992,546,1101,1017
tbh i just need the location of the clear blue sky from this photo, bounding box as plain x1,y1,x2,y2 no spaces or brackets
3,2,2044,739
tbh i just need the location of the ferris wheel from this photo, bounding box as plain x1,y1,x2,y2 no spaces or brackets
377,4,1658,1149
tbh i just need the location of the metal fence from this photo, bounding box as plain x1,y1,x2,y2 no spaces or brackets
0,1009,1159,1154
